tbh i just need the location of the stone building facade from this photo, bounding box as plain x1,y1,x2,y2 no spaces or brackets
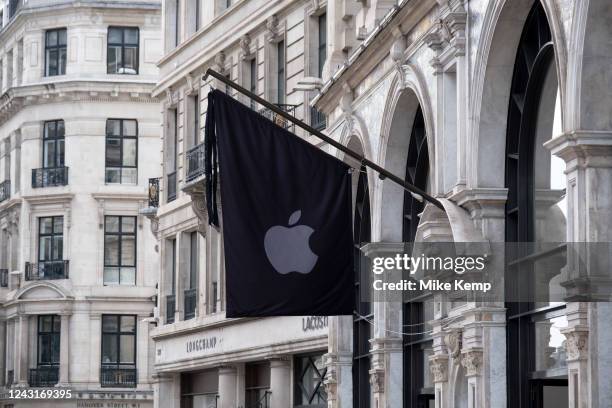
0,0,162,406
150,0,612,408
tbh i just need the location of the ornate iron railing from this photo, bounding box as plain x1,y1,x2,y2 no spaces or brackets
186,143,206,182
31,167,69,188
166,294,176,324
167,171,177,202
184,288,197,320
25,260,69,280
0,269,8,287
0,180,10,203
148,178,160,207
100,367,137,388
29,366,59,387
259,104,298,132
310,106,327,131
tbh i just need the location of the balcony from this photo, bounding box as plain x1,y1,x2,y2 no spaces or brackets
186,143,205,182
29,366,59,387
25,261,69,280
148,178,160,208
184,288,197,320
167,171,177,202
166,294,176,324
0,269,7,287
0,180,10,203
259,104,298,132
310,106,327,131
32,167,69,188
100,367,137,388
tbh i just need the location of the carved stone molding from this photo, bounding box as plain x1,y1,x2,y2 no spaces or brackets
562,328,588,361
460,348,483,377
239,34,253,60
444,329,462,360
429,354,449,383
369,368,385,393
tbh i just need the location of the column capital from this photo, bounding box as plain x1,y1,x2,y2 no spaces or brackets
267,355,291,368
561,326,589,361
429,354,449,383
460,347,483,377
544,130,612,165
217,365,237,375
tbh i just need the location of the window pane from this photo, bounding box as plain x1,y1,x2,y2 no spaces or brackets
46,31,57,47
106,120,121,136
121,168,137,184
43,140,56,168
104,267,119,285
102,315,118,332
108,28,122,44
124,28,139,44
107,46,121,73
105,216,119,233
122,139,137,166
58,29,67,46
39,236,52,260
39,334,51,363
53,217,63,233
53,316,61,332
123,120,137,136
106,168,121,183
56,120,65,137
102,334,118,364
120,316,136,332
59,48,66,75
120,267,136,285
123,46,138,74
120,335,135,363
106,138,122,166
46,49,58,76
58,139,65,167
122,217,136,233
52,236,63,260
40,217,53,233
121,236,135,266
40,316,53,332
104,235,119,265
44,122,54,139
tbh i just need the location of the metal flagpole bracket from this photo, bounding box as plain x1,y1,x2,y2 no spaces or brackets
203,68,445,212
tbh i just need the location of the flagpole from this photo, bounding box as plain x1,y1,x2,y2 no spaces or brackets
203,69,445,212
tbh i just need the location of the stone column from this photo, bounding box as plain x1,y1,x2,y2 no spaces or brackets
57,313,71,386
269,357,291,408
429,354,449,408
461,348,484,408
154,373,180,408
218,365,237,408
15,314,28,386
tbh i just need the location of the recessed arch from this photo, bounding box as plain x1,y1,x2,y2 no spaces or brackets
14,281,71,301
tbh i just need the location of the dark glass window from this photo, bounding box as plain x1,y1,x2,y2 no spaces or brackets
277,41,285,104
37,315,60,366
192,95,200,146
245,362,270,408
189,232,198,290
104,216,137,285
101,315,136,366
317,14,327,77
167,109,178,203
38,216,63,263
250,58,257,109
43,120,65,168
107,27,139,75
194,0,200,32
45,29,66,76
105,119,138,184
294,354,327,407
353,165,371,408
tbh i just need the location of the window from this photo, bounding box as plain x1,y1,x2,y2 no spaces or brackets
191,95,200,146
181,370,218,407
184,232,198,320
317,14,327,77
104,216,137,285
166,238,177,324
101,315,137,388
107,27,139,75
277,41,285,104
105,119,138,184
43,120,65,168
45,29,67,76
353,166,371,408
245,362,270,408
37,315,60,367
39,216,63,265
194,0,201,32
294,354,327,407
250,58,257,108
167,109,178,202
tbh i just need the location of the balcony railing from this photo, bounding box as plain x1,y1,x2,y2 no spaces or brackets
0,180,10,203
32,167,69,188
100,367,137,388
310,106,327,131
167,171,177,203
166,294,176,324
6,370,13,387
259,104,298,132
0,269,8,287
184,288,197,320
29,366,59,387
148,178,160,208
25,260,69,280
186,143,205,182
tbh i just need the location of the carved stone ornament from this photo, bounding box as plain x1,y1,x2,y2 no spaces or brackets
214,51,226,71
369,369,385,393
564,329,588,361
240,34,252,58
460,348,483,377
444,329,462,359
429,354,449,383
266,14,279,36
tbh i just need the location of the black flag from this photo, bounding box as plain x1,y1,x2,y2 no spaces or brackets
205,90,354,317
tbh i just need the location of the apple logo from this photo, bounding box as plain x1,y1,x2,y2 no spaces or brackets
264,210,318,274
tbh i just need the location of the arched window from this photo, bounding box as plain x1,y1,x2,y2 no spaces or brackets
505,3,568,407
402,106,434,408
353,165,371,408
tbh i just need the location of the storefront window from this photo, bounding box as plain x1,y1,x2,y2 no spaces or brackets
181,369,219,408
245,362,270,408
294,354,327,407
